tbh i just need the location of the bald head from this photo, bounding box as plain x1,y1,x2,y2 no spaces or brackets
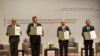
86,19,91,26
60,19,65,26
11,18,16,25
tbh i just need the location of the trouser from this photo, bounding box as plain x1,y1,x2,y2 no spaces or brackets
30,36,41,56
59,40,69,56
10,42,19,56
84,40,93,56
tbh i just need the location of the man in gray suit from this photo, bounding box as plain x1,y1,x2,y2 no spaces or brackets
6,18,22,56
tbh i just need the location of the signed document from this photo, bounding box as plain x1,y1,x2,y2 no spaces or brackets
84,30,97,40
30,26,42,35
15,26,21,35
58,31,69,40
8,26,21,36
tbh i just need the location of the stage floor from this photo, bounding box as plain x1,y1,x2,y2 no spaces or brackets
18,53,100,56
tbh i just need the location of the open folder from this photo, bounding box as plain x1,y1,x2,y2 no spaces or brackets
29,26,42,35
84,30,97,40
8,26,21,36
58,31,69,40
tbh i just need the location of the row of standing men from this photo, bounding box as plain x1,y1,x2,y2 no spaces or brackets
6,16,95,56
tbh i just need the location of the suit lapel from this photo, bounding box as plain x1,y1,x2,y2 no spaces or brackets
85,25,91,31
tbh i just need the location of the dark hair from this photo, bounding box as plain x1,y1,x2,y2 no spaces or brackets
32,16,37,20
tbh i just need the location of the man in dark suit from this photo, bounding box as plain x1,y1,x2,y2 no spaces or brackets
57,19,71,56
6,18,22,56
82,19,95,56
26,16,44,56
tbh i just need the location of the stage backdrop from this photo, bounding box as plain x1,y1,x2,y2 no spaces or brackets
0,0,100,52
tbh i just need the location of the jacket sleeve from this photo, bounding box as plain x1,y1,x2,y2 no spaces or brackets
6,26,9,36
82,27,85,39
67,27,71,35
92,26,95,30
26,24,30,36
57,27,59,37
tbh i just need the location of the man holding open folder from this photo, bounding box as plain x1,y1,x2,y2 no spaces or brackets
57,19,71,56
82,19,95,56
6,18,22,56
26,16,44,56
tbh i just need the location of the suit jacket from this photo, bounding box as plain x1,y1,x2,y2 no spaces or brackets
82,25,95,40
57,26,71,40
26,23,42,43
6,24,20,43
